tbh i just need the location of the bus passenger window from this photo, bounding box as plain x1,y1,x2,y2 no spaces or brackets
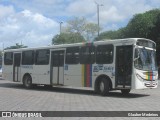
35,49,50,65
96,45,113,64
80,46,95,64
22,51,34,65
66,47,79,64
4,52,13,65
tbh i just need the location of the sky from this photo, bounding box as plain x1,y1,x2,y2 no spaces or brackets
0,0,160,49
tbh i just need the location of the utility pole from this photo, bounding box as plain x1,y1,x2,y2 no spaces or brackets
59,21,63,34
95,2,103,36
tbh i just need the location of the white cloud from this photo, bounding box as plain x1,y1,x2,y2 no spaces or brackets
66,0,95,16
99,6,125,24
9,0,156,22
0,5,59,49
114,0,152,16
10,0,67,17
0,5,15,18
64,0,153,26
0,0,159,49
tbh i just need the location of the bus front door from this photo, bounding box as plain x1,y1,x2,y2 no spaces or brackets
13,53,21,82
51,50,65,85
115,45,133,88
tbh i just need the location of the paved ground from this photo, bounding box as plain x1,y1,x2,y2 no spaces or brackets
0,78,160,120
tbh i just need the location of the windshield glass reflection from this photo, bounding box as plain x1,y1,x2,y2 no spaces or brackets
134,48,157,71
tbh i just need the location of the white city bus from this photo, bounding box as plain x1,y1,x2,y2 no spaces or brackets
2,38,158,96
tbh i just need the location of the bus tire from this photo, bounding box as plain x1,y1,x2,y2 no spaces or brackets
23,75,32,89
98,78,110,96
121,89,130,95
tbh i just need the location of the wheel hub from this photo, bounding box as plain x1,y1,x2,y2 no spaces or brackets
100,81,104,92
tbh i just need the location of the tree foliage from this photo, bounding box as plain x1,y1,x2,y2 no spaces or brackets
85,23,99,41
124,9,160,38
52,33,85,45
96,9,160,42
66,17,86,34
95,27,126,40
5,43,28,50
147,13,160,47
67,17,100,41
52,17,100,44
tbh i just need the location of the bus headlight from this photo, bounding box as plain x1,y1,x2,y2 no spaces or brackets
136,73,144,81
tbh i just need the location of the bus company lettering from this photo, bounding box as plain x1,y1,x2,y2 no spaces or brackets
93,65,113,73
21,65,33,69
103,66,113,72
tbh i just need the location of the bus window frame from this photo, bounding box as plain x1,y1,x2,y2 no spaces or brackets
35,49,50,65
96,44,114,64
22,50,35,65
4,52,13,65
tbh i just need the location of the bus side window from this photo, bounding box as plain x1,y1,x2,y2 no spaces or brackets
35,49,50,65
80,46,95,64
96,45,113,64
66,47,79,64
4,52,13,65
22,50,34,65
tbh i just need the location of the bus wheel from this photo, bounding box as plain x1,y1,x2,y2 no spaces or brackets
121,89,130,95
98,78,110,96
23,75,32,89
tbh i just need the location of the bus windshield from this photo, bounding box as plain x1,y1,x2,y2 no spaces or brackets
134,48,157,71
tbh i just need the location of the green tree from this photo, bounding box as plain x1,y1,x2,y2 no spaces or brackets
66,17,86,34
124,9,160,38
52,33,85,45
5,43,27,50
147,12,160,47
66,17,100,41
123,9,160,64
52,17,100,44
96,9,160,42
85,23,99,41
95,27,126,40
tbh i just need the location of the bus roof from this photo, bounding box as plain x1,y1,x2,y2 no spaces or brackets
4,38,155,52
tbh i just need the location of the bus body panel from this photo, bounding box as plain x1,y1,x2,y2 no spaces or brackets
34,65,50,84
21,65,36,83
92,64,115,88
3,65,13,81
64,64,82,87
